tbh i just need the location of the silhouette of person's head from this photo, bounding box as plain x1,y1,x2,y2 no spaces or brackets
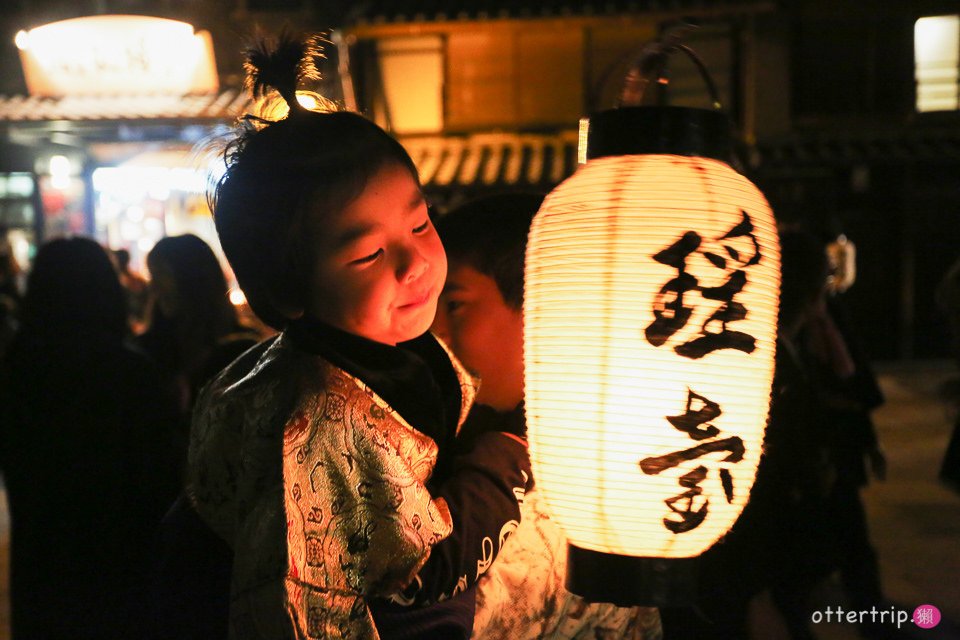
146,235,234,329
20,236,127,342
114,248,132,273
145,235,237,370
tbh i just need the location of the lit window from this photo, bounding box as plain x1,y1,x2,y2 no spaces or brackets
378,36,444,134
915,15,960,112
445,28,584,131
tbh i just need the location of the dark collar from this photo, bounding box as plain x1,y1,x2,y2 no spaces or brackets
285,318,462,451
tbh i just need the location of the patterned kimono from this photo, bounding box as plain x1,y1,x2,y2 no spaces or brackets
188,331,513,639
473,490,662,640
458,407,662,640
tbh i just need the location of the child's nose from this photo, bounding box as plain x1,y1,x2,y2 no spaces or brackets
398,246,429,283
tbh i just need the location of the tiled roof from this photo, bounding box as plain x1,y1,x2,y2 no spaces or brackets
401,131,580,189
753,129,960,169
348,0,772,24
0,90,250,123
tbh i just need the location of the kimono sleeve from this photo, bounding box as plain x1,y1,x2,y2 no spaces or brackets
281,380,455,637
397,431,532,605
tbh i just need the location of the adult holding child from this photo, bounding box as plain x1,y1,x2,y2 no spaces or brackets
435,193,663,640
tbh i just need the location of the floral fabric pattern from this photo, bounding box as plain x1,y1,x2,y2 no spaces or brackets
189,334,477,639
472,490,663,640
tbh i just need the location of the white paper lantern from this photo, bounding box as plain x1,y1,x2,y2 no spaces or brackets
524,107,780,563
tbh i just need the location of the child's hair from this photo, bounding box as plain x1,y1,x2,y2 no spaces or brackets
436,193,545,310
211,33,419,329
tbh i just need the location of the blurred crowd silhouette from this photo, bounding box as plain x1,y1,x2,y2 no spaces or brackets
661,227,895,640
0,232,265,639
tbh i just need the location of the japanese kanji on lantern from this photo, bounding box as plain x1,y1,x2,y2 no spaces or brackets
523,101,781,599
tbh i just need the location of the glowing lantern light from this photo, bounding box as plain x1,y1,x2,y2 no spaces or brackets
229,287,248,307
524,101,780,603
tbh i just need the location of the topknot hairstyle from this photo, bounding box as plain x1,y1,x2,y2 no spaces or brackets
244,32,322,114
211,32,419,329
436,193,545,310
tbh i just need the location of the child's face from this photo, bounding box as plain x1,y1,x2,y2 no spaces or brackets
436,262,524,411
305,163,446,346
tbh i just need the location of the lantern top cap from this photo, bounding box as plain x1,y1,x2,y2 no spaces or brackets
583,106,732,162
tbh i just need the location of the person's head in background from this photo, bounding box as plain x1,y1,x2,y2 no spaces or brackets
114,248,132,274
140,234,239,392
18,236,127,344
778,227,829,340
211,35,444,346
146,234,237,337
434,192,544,411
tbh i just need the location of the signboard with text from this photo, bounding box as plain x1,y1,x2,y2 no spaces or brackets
17,15,218,97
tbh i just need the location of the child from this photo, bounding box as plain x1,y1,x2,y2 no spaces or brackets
187,35,531,640
435,194,663,639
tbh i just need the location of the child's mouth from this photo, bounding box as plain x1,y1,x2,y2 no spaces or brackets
399,290,432,309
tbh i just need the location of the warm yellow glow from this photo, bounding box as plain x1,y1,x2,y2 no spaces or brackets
14,30,28,50
915,15,960,111
577,118,589,165
378,36,443,134
296,94,319,110
17,16,218,97
253,91,334,122
826,235,856,293
229,288,248,307
524,154,780,558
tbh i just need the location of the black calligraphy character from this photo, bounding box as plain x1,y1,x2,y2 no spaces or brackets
720,210,761,267
720,468,734,503
667,388,721,441
645,231,701,346
640,437,744,533
673,211,762,359
640,388,746,534
663,466,708,533
639,436,745,475
675,270,757,358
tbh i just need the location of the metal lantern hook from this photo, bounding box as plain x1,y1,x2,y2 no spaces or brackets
618,22,723,111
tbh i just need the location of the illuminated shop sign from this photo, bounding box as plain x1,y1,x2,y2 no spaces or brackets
16,15,218,97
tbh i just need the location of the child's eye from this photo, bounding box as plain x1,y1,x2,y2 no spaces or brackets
412,220,430,234
350,248,383,266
